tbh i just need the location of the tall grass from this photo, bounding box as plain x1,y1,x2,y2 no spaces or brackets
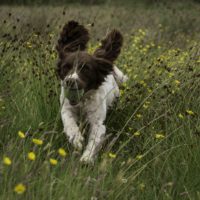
0,3,200,200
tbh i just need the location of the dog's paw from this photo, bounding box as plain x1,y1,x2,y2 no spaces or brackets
64,128,84,151
72,133,84,151
80,151,94,165
123,74,128,82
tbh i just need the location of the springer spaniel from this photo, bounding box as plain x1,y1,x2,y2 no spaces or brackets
56,21,127,164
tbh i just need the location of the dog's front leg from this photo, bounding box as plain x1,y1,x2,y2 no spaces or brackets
80,122,106,164
80,103,107,164
61,99,84,151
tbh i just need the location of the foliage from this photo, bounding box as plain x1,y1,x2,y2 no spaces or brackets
0,3,200,200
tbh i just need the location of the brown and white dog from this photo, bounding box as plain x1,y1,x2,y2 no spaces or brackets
56,21,127,164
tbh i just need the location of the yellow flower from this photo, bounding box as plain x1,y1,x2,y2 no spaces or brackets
174,80,180,85
49,158,58,165
168,72,174,78
28,152,36,161
58,148,67,157
138,183,145,191
155,133,165,139
186,110,195,116
18,131,25,139
136,154,143,160
26,41,32,48
139,80,147,87
178,113,184,119
3,156,12,165
133,131,141,137
14,183,26,194
143,104,149,109
136,114,142,119
32,138,43,145
108,153,117,159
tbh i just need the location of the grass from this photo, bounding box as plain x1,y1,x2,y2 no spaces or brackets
0,2,200,199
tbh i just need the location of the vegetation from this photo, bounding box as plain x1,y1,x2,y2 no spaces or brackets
0,1,200,199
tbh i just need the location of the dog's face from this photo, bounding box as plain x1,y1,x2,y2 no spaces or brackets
56,20,123,105
57,51,113,92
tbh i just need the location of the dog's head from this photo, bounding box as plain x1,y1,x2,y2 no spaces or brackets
56,21,123,97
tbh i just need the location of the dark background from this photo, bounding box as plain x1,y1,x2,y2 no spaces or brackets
0,0,199,6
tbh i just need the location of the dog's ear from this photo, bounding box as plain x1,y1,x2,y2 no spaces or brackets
56,21,89,58
94,29,123,63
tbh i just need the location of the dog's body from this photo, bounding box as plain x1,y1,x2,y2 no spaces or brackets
56,21,127,163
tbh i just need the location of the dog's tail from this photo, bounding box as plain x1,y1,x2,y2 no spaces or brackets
56,20,89,58
94,29,123,62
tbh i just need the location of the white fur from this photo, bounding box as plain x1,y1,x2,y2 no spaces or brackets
60,66,127,164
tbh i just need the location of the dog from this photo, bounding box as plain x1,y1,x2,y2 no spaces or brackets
56,21,127,164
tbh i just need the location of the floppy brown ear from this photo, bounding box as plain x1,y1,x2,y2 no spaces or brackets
94,29,123,62
56,20,89,58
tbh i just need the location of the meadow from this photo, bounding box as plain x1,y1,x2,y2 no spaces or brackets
0,1,200,199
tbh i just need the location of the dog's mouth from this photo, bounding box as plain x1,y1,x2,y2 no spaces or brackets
65,88,84,105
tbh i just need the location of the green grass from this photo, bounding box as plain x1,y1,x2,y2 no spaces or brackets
0,2,200,199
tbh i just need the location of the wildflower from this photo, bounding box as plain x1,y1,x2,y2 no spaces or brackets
136,114,142,119
174,80,180,85
143,104,149,109
18,131,25,139
32,138,43,145
138,183,145,191
168,72,174,78
108,153,117,159
155,133,165,139
3,156,12,165
178,113,184,119
186,110,195,116
136,154,143,160
26,42,32,48
28,152,36,161
139,80,147,87
58,148,67,157
14,183,26,194
133,131,141,137
49,158,58,165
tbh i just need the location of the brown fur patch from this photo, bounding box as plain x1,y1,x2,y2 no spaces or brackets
56,20,89,59
94,29,123,62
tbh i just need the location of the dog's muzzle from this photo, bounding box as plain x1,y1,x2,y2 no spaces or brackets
63,74,85,105
65,88,84,105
